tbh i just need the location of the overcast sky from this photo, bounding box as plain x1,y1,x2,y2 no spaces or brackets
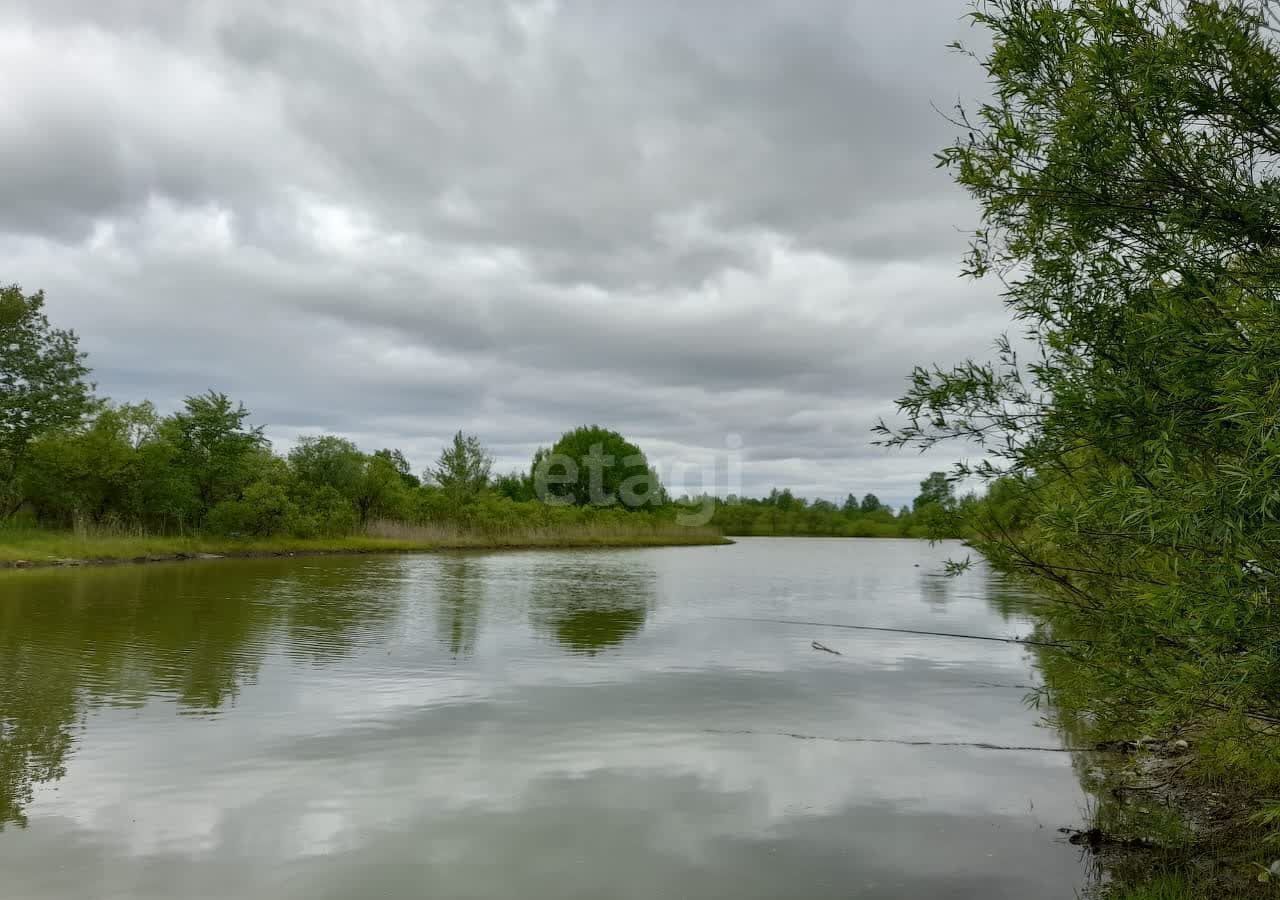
1,0,1009,507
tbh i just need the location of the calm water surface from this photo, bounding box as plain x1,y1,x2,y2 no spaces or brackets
0,538,1089,898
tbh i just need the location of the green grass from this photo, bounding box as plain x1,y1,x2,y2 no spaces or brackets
0,521,731,567
994,592,1280,899
1104,873,1201,900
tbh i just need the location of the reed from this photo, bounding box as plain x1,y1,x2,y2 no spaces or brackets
0,519,729,567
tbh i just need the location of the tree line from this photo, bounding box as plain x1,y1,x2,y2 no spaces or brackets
0,287,668,536
691,473,966,538
1,285,956,540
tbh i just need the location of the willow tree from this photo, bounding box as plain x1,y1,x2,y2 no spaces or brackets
878,1,1280,753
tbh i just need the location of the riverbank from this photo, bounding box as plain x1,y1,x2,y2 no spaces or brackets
1062,739,1276,899
1022,608,1280,899
1062,726,1277,899
0,523,731,569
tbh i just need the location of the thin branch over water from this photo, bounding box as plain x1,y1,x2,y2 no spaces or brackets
711,615,1065,648
704,728,1093,753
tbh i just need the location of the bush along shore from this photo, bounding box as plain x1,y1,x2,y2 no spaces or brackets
877,2,1280,896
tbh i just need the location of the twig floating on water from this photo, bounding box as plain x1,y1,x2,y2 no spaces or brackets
810,640,842,655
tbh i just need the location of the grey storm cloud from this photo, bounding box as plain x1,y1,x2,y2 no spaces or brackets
0,0,1004,505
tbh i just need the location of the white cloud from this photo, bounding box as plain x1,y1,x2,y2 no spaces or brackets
0,0,1003,504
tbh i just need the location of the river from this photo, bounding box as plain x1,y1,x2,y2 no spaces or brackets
0,537,1089,898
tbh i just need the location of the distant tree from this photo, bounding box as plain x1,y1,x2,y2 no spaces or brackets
162,392,268,515
207,480,297,537
287,436,409,524
0,284,94,512
23,404,149,524
860,492,883,514
288,484,357,537
19,401,210,530
129,423,198,531
493,470,532,502
913,472,954,511
356,452,411,524
535,426,660,508
841,493,859,515
766,487,802,512
289,436,365,498
429,431,493,507
373,448,420,488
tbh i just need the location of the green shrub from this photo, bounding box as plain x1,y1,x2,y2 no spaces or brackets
289,485,357,538
206,481,296,537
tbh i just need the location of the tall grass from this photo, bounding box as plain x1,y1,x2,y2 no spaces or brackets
70,513,148,541
0,518,729,566
362,518,724,547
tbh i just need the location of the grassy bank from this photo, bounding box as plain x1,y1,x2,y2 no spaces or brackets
0,521,730,568
1014,600,1280,899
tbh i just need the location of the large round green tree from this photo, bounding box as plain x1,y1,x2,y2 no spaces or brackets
533,426,663,508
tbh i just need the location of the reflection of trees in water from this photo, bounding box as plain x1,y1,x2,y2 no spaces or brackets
981,573,1120,884
0,558,402,830
278,566,402,665
435,556,484,658
985,575,1046,623
529,558,655,655
0,660,76,830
